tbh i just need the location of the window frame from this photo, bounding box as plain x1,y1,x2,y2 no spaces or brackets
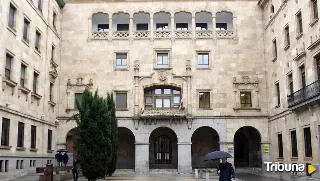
144,87,181,110
5,53,13,80
38,0,43,12
115,91,128,110
31,125,36,149
47,129,52,151
35,30,41,52
33,71,39,94
74,92,83,109
154,49,171,69
216,23,227,30
17,122,25,148
272,38,277,59
1,118,10,146
198,91,211,109
115,52,128,70
117,24,129,31
49,82,54,102
275,82,280,107
277,133,283,158
20,64,27,87
197,52,210,69
97,24,109,31
176,23,188,31
8,2,17,30
156,23,169,31
284,25,290,47
300,65,306,88
240,91,252,108
136,23,148,31
290,130,298,158
303,127,312,157
312,0,319,20
296,11,303,35
288,74,294,95
196,23,208,30
23,17,30,42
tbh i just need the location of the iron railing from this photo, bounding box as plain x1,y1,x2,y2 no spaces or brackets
287,80,320,107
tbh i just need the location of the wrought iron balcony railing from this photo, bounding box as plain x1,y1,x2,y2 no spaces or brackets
287,80,320,108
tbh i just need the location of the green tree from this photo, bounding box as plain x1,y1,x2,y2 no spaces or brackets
106,93,118,176
70,89,111,181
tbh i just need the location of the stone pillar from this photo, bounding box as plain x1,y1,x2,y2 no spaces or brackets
135,142,149,174
220,142,234,167
134,61,139,116
192,15,195,40
129,15,133,43
260,142,271,170
212,15,216,39
178,142,192,173
108,17,113,41
171,14,175,41
150,14,154,41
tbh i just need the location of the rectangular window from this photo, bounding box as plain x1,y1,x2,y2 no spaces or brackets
176,23,188,30
5,54,12,79
31,125,36,149
136,24,148,31
117,24,129,31
313,0,319,20
29,160,32,167
197,53,209,68
20,64,26,87
33,160,36,167
240,92,252,108
276,83,280,107
199,92,210,109
8,4,16,29
17,122,24,148
16,160,19,169
156,53,169,68
291,130,298,157
300,66,306,88
285,26,290,47
97,24,109,31
297,12,303,34
0,160,2,172
33,72,39,93
53,12,57,29
5,160,8,172
216,23,227,30
273,39,277,58
196,23,207,30
1,118,10,146
35,31,41,52
278,133,283,158
156,23,168,31
304,127,312,157
116,93,127,109
51,46,55,61
20,160,23,169
155,98,170,108
47,129,52,150
38,0,42,11
23,19,30,41
288,74,294,95
74,93,83,109
116,53,127,69
49,83,53,101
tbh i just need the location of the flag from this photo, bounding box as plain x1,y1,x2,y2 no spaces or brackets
141,89,145,114
179,86,185,110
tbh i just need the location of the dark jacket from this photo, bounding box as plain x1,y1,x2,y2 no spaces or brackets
63,153,69,164
55,153,63,162
73,159,80,170
217,162,235,181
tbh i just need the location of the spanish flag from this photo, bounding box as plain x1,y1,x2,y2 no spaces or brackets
141,89,145,114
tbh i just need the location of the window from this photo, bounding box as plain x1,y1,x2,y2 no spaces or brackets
300,66,306,88
136,24,148,31
35,31,41,52
199,92,210,109
1,118,10,146
16,160,19,169
271,5,275,14
176,23,188,30
304,127,312,157
285,26,290,47
116,53,127,69
117,24,129,31
276,83,280,107
8,3,16,29
17,122,24,148
0,160,2,172
31,126,36,149
49,83,53,101
33,160,36,167
297,12,303,34
5,54,13,79
23,19,30,41
33,72,39,93
20,64,26,87
115,92,127,109
291,130,298,157
273,39,277,58
288,74,294,95
278,133,283,158
156,53,169,68
74,93,83,109
196,23,207,30
240,92,252,108
154,136,172,164
20,160,23,169
53,12,57,29
38,0,42,11
29,160,32,167
156,23,168,31
312,0,319,20
144,87,181,109
98,24,109,31
47,129,52,150
197,53,209,68
5,161,8,172
216,23,227,30
51,46,55,61
317,56,320,80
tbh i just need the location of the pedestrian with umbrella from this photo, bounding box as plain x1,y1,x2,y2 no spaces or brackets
204,151,235,181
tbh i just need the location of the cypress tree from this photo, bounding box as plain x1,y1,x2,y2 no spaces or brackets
107,93,118,176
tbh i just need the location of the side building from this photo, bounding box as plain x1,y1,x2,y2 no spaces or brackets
0,0,63,179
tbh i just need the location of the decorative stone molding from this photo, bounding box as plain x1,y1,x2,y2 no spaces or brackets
233,76,259,88
141,108,186,117
134,60,140,70
2,78,17,95
186,60,191,70
187,118,193,129
50,60,58,68
49,69,58,79
112,31,129,39
91,31,109,39
67,78,93,89
196,30,213,38
158,70,167,81
133,31,150,38
175,31,192,38
154,31,171,38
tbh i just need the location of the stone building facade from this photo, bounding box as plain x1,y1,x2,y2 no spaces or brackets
0,0,319,179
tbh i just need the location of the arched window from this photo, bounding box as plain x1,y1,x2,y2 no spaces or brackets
154,136,171,164
144,86,181,109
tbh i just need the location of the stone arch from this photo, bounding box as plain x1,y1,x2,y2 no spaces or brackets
149,127,178,169
66,128,77,153
215,10,234,31
191,126,220,168
91,13,109,32
233,126,262,168
117,127,135,169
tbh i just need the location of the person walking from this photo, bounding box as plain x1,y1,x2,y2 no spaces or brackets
55,152,63,166
217,158,235,181
63,152,69,166
72,156,80,181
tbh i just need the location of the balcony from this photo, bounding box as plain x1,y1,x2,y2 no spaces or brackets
287,80,320,109
141,108,186,118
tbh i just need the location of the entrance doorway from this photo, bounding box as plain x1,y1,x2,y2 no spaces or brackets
117,127,135,169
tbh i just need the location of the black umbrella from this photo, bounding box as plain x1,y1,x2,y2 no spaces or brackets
57,149,68,153
204,151,232,161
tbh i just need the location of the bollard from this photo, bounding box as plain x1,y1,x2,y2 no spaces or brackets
206,172,210,181
195,169,198,178
44,164,53,181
